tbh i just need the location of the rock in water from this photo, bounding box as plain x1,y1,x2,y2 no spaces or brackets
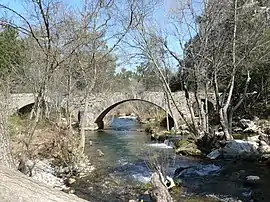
96,149,104,157
174,138,202,156
207,149,221,160
222,140,259,159
246,175,260,181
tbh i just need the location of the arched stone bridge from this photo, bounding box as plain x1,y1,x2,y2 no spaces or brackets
67,91,215,130
9,92,215,130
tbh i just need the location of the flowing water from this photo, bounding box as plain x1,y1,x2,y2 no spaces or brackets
82,118,270,202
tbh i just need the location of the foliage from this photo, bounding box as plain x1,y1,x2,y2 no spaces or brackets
169,0,270,138
8,115,27,137
0,25,24,93
0,25,22,76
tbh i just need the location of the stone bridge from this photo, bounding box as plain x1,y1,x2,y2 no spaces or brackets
8,94,50,115
9,92,215,129
9,94,38,114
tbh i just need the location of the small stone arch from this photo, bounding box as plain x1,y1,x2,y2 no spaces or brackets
17,102,35,117
14,96,51,116
94,99,175,129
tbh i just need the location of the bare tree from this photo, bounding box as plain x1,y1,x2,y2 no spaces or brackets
0,92,14,168
204,0,270,139
125,0,269,140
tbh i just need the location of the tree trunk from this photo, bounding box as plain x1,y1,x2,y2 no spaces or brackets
220,108,233,140
0,93,14,169
0,113,14,169
150,172,173,202
66,68,72,129
204,83,209,133
0,164,88,202
26,92,44,149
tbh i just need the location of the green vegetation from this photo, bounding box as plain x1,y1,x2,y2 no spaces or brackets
8,114,52,137
0,26,23,77
8,115,27,137
175,137,202,156
136,182,152,193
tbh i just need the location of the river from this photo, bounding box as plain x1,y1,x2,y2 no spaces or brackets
73,118,270,202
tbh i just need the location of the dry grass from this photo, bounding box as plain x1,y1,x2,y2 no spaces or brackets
9,115,89,172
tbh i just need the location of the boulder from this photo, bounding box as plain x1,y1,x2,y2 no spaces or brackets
157,134,167,142
258,133,270,144
232,133,245,140
240,119,259,134
246,175,260,181
245,175,261,187
243,126,259,134
175,143,201,156
258,145,270,154
258,138,270,154
0,164,87,202
180,129,191,136
151,132,168,142
222,140,259,159
246,135,259,142
174,138,201,156
259,140,268,147
179,124,189,131
67,177,76,185
240,119,255,128
207,149,221,160
167,135,182,143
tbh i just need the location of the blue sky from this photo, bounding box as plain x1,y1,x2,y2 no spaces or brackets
0,0,203,71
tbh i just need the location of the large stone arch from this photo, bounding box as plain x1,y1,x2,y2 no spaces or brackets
93,99,174,129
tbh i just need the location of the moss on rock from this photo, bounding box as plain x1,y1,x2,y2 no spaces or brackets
174,137,202,156
232,133,246,140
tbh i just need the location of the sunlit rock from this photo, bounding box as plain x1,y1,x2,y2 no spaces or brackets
222,140,259,158
207,149,221,160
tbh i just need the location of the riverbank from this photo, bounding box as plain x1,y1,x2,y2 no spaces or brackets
8,115,270,202
8,115,94,194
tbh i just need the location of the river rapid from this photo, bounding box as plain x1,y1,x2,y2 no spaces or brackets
73,118,270,202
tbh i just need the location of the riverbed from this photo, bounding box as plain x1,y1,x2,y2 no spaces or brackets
73,118,270,202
